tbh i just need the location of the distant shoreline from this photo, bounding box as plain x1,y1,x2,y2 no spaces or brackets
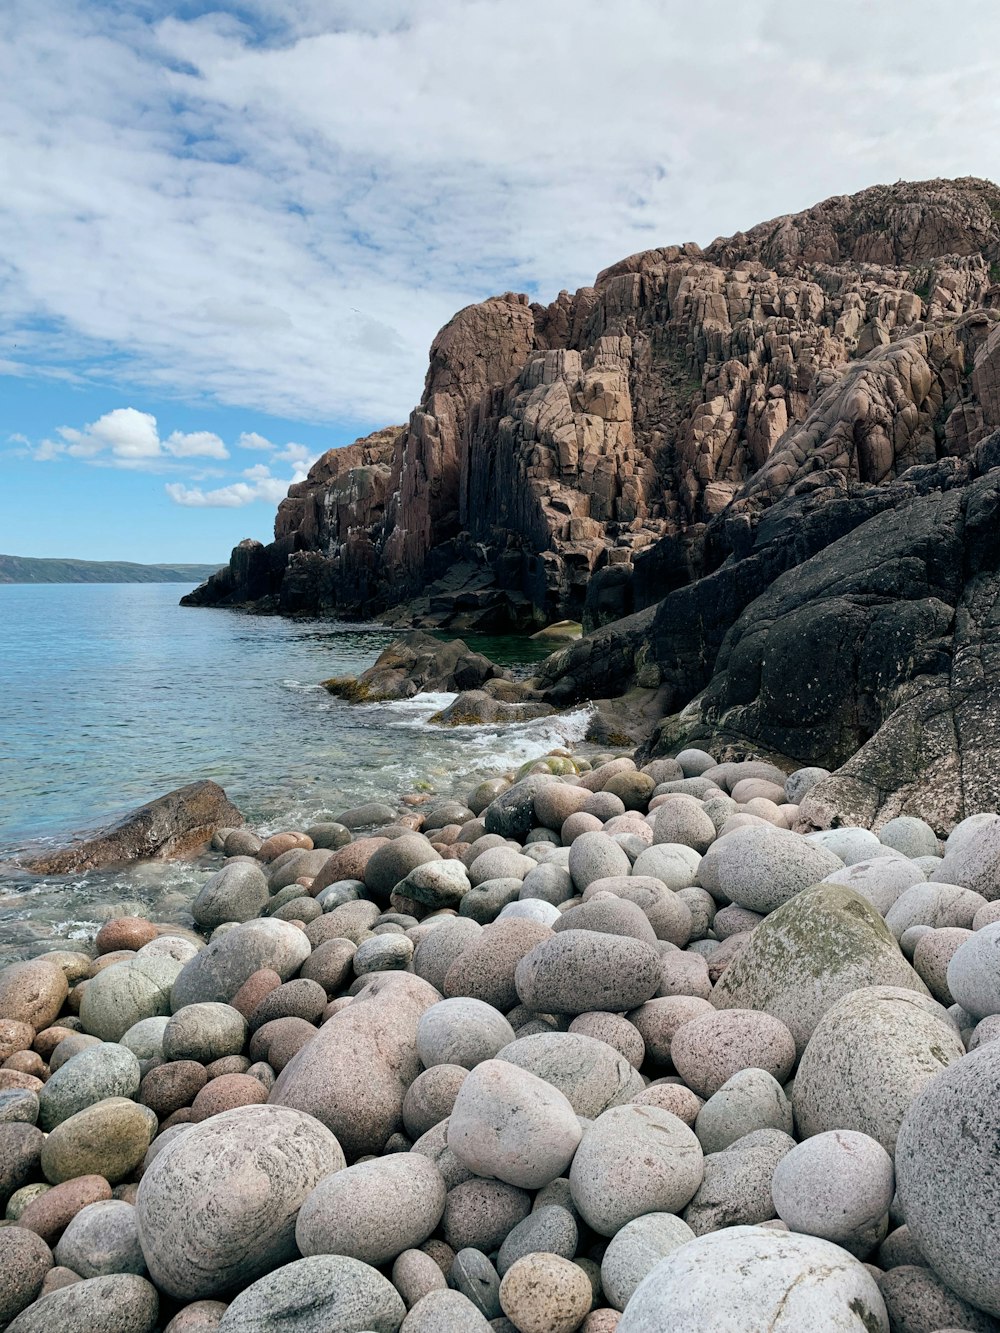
0,553,223,585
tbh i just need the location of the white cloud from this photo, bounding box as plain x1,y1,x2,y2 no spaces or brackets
165,476,292,507
1,0,999,432
237,431,276,451
31,407,230,467
165,430,229,459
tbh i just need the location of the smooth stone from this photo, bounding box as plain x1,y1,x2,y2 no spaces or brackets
683,1128,794,1235
297,1153,446,1265
120,1017,170,1062
191,863,269,930
450,1247,502,1319
652,799,716,854
772,1130,894,1243
808,827,883,865
567,832,633,892
514,931,661,1015
79,958,180,1042
392,1247,448,1309
878,817,940,861
164,1301,229,1332
0,1088,39,1125
630,844,701,892
402,1065,468,1139
947,922,1000,1018
930,820,1000,901
877,1264,1000,1333
600,1212,694,1310
696,827,843,913
400,860,472,908
41,1098,153,1185
55,1199,145,1278
792,985,965,1154
170,920,310,1009
912,927,972,1004
695,1069,793,1154
4,1273,159,1333
442,1179,531,1253
711,884,931,1055
447,1059,581,1189
162,1003,247,1063
823,857,927,916
216,1254,405,1331
443,919,552,1013
499,899,561,927
16,1174,113,1245
496,1204,578,1275
483,777,559,841
886,883,988,938
354,934,414,974
627,996,714,1065
416,999,515,1070
670,1009,796,1098
616,1225,888,1332
497,1030,643,1117
498,1254,592,1333
0,1226,53,1326
38,1042,141,1131
567,1012,644,1068
569,1104,704,1236
896,1040,1000,1316
584,875,694,945
136,1104,345,1299
0,961,68,1031
402,1288,492,1330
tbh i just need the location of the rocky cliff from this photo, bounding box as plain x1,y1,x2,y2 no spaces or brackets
184,177,1000,827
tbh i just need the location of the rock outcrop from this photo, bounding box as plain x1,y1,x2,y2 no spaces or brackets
18,781,245,874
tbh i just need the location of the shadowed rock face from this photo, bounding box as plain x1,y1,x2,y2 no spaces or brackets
20,781,245,873
183,177,1000,632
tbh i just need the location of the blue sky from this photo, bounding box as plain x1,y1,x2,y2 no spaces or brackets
3,0,1000,563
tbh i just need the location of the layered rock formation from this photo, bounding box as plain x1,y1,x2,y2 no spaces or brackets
185,177,1000,827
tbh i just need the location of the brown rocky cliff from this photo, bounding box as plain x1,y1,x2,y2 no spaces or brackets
183,177,1000,628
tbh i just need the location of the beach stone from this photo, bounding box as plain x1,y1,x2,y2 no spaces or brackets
296,1153,446,1265
671,1009,795,1098
191,863,268,930
93,919,158,955
299,939,356,994
947,922,1000,1018
823,856,927,915
886,883,988,938
652,799,716,854
695,1069,793,1154
138,935,200,966
79,957,180,1043
191,1072,268,1120
443,919,552,1012
604,772,655,810
38,1042,141,1131
163,1003,246,1063
304,822,351,850
416,998,514,1070
170,920,310,1009
771,1130,894,1243
392,1247,448,1308
336,802,397,830
683,1128,794,1235
585,875,694,945
912,927,972,1004
514,931,660,1015
248,978,326,1030
673,749,714,777
48,1032,101,1070
216,1254,404,1332
496,1204,577,1275
616,1225,888,1332
17,1175,112,1244
628,996,713,1065
353,934,413,974
484,777,558,841
519,863,573,907
400,860,471,909
119,1016,169,1063
0,1088,39,1125
0,1226,52,1326
569,1104,703,1235
460,879,523,923
568,832,632,891
39,1098,148,1186
268,850,334,892
697,826,843,913
270,972,439,1159
4,1273,159,1333
250,1017,315,1072
630,1083,703,1124
793,985,965,1153
164,1302,228,1332
308,899,380,947
877,1224,925,1270
0,1019,35,1063
54,1198,144,1278
534,785,591,831
808,827,883,864
711,884,930,1054
877,1264,999,1333
469,779,512,815
782,767,828,802
567,1012,644,1067
600,1212,693,1310
409,1120,473,1190
0,961,67,1032
230,969,283,1020
403,1289,491,1330
469,848,534,888
500,900,561,927
896,1040,1000,1316
878,816,939,860
498,1030,643,1116
629,844,701,894
931,819,1000,900
447,1059,581,1189
974,900,1000,930
311,838,390,893
499,1254,591,1333
443,1179,531,1253
553,897,657,946
402,1065,468,1138
365,835,439,901
450,1248,502,1318
138,1061,208,1118
136,1103,344,1299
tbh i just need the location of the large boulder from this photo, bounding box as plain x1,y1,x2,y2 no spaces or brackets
321,632,509,702
711,883,930,1054
170,920,311,1010
269,972,439,1158
216,1255,405,1331
23,781,244,873
135,1104,345,1300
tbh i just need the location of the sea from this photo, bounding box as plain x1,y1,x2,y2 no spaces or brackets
0,583,593,960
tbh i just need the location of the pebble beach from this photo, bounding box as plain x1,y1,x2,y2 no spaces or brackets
1,743,1000,1332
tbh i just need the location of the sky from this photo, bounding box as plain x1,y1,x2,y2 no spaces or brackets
2,1,1000,563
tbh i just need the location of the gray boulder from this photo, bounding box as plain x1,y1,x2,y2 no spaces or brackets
216,1255,405,1332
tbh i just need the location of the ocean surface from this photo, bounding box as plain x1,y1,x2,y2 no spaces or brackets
0,583,591,959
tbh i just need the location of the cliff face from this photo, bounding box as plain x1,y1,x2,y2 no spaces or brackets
184,177,1000,635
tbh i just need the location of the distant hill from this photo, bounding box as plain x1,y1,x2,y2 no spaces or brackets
0,554,224,585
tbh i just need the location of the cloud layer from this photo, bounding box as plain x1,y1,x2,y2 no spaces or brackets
2,0,1000,431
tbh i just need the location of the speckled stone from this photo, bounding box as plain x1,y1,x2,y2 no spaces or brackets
616,1225,887,1332
792,985,965,1153
671,1008,796,1099
0,961,68,1031
772,1130,894,1243
496,1204,578,1275
896,1040,1000,1316
443,919,552,1013
878,1264,999,1333
4,1273,159,1333
569,1104,704,1236
683,1128,794,1236
946,922,1000,1018
16,1174,113,1245
567,1012,644,1068
442,1179,531,1253
514,931,661,1015
401,1288,492,1330
162,1003,247,1064
54,1199,145,1278
391,1247,448,1309
79,958,179,1043
694,1069,793,1154
215,1255,405,1332
296,1153,446,1265
38,1042,141,1131
886,883,988,938
40,1098,153,1185
696,827,843,913
169,919,310,1009
416,999,515,1070
136,1104,345,1300
499,1254,592,1333
601,1212,694,1309
449,1247,502,1319
402,1065,468,1139
0,1226,53,1326
496,1030,643,1118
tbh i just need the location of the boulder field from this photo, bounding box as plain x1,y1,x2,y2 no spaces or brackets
1,748,1000,1331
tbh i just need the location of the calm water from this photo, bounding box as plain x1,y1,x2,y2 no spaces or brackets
0,584,589,958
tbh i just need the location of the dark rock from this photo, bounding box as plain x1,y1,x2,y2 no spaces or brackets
322,632,510,702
